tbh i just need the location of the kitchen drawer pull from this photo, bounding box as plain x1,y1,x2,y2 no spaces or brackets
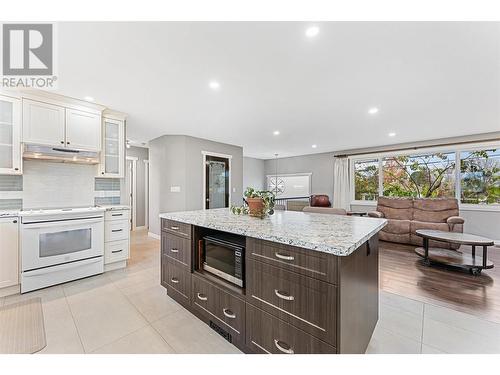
111,229,123,232
170,277,180,284
170,248,179,253
274,339,294,354
222,308,236,319
274,289,294,301
171,226,180,230
111,249,123,254
111,213,123,217
197,293,208,301
275,252,294,261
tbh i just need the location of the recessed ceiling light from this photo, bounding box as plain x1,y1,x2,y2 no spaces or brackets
209,81,220,90
84,96,94,102
273,130,280,136
388,132,396,137
311,144,317,148
305,26,320,38
368,107,379,115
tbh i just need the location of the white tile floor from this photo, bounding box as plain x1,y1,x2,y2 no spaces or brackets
1,230,499,354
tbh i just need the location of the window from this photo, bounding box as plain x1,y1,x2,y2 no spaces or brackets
382,152,456,198
354,159,379,201
460,149,500,204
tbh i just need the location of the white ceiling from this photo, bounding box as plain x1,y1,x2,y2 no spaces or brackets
55,22,500,159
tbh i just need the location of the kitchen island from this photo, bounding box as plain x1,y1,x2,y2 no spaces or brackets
159,208,387,354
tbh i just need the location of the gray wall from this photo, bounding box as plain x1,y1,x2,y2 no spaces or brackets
149,135,243,235
243,157,265,191
126,146,149,228
263,152,335,199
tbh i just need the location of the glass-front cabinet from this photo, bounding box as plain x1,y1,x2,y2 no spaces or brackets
99,116,125,178
0,95,22,175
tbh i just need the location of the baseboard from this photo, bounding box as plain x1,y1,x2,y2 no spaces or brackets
0,284,20,298
148,231,160,240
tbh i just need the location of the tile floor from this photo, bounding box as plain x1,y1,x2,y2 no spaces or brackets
1,229,499,354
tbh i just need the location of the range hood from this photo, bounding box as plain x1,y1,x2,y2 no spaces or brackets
23,144,100,164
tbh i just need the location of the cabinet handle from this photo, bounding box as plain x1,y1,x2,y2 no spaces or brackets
197,293,208,301
111,229,123,232
60,141,64,144
14,168,19,171
13,220,17,224
66,141,71,145
275,252,294,261
274,339,294,354
170,248,179,253
223,308,236,319
171,226,179,230
170,277,179,284
111,249,123,254
101,172,105,175
274,289,294,301
112,213,123,217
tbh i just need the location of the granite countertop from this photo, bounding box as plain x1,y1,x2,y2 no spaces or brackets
160,208,387,256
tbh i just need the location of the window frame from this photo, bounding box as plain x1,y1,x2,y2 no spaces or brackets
349,141,500,211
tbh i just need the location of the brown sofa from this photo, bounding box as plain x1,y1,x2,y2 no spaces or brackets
368,197,464,249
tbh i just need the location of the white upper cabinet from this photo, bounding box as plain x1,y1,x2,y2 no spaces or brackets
22,99,65,147
100,117,125,178
66,109,101,151
0,95,22,174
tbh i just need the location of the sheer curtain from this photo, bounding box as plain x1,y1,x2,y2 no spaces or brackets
333,157,351,211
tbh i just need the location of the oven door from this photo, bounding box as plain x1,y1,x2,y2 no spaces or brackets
203,238,243,287
21,217,104,271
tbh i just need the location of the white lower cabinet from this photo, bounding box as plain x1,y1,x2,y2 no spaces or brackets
104,209,130,269
0,217,19,290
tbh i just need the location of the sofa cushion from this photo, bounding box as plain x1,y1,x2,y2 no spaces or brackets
413,198,459,223
383,219,411,234
377,197,413,220
380,231,410,244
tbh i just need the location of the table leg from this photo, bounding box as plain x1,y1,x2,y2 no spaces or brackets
424,237,429,265
472,245,476,258
483,246,488,268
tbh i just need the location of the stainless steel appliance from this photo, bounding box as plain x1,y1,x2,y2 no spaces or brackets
202,233,245,287
20,207,105,293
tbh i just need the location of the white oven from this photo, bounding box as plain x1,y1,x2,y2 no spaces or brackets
20,207,105,293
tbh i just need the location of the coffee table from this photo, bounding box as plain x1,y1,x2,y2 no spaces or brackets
415,230,495,275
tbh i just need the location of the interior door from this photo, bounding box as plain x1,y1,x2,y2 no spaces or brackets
205,155,230,209
65,109,101,151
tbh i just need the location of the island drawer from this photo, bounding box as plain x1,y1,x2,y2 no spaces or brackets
162,231,191,268
246,259,337,346
162,259,191,307
246,238,338,284
246,304,336,354
162,219,191,239
191,274,246,341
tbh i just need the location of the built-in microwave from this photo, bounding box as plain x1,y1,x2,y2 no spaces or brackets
202,234,245,287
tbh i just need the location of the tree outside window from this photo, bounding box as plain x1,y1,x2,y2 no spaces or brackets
460,149,500,204
354,159,379,201
382,152,456,198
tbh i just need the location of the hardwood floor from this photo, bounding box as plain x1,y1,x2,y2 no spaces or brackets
380,241,500,324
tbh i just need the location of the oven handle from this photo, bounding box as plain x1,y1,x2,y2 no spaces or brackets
24,257,102,276
22,217,103,229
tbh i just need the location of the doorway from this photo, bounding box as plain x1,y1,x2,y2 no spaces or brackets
125,156,138,230
203,152,231,209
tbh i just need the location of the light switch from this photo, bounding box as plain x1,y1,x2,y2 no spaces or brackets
170,186,181,193
232,187,236,193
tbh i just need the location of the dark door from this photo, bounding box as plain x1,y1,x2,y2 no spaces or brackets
205,155,230,209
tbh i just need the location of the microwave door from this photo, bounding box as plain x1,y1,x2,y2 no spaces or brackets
204,239,244,287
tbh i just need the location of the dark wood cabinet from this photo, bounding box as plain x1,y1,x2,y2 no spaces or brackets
246,304,336,354
247,238,338,284
246,259,337,346
161,231,191,268
160,218,379,354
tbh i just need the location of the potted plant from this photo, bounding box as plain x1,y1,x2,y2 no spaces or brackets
231,187,276,218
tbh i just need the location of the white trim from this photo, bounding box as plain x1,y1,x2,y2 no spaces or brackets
126,156,138,230
143,159,149,229
202,151,232,210
134,226,146,230
148,232,160,240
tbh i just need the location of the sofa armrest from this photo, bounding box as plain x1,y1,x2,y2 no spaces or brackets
368,211,384,218
447,216,465,225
